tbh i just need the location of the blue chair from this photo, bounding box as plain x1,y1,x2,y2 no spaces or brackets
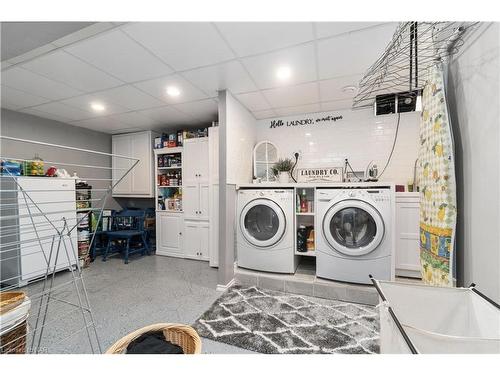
90,211,114,261
103,210,150,264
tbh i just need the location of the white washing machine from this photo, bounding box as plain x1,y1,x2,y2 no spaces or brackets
316,187,394,284
237,188,297,273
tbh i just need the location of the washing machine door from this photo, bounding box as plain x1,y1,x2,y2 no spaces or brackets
240,198,286,248
322,199,384,256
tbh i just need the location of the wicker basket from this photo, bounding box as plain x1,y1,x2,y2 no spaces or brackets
0,321,27,354
106,323,201,354
0,292,26,315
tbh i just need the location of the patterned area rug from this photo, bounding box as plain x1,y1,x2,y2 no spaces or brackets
193,285,380,354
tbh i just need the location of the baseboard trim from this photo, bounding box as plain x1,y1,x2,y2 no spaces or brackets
216,278,235,291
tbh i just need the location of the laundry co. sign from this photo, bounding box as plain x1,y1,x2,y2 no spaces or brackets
269,113,343,129
297,167,343,183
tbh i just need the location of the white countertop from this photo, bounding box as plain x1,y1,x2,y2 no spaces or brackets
236,181,396,189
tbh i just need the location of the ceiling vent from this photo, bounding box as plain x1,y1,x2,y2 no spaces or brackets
374,90,422,116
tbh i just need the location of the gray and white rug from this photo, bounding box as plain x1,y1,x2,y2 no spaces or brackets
193,285,380,354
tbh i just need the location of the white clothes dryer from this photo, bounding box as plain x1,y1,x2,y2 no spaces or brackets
315,187,394,284
237,188,297,273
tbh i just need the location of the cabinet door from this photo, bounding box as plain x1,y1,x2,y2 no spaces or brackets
198,183,209,220
157,214,183,255
395,202,421,276
112,135,132,195
182,139,199,183
198,221,210,260
197,138,209,184
130,132,152,196
182,184,199,219
183,221,200,258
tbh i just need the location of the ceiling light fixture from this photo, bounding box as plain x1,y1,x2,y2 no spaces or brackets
166,86,181,97
90,102,106,112
276,66,292,81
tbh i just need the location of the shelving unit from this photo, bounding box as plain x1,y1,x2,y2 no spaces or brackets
295,187,316,257
76,181,92,268
155,148,183,212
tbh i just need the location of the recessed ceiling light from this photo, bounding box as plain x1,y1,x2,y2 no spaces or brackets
166,86,180,97
342,85,358,93
276,66,292,81
305,133,312,137
90,102,106,112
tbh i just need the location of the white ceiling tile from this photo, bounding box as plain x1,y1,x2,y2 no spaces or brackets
112,111,158,128
134,74,208,104
51,23,116,47
274,103,321,117
253,109,276,120
138,105,198,126
215,22,314,57
315,22,386,39
122,22,235,71
241,43,317,89
172,99,218,123
21,50,123,92
70,112,154,133
65,85,163,112
2,61,13,70
6,43,58,65
65,29,173,82
181,60,257,96
234,91,271,112
262,81,319,108
60,93,130,116
319,74,363,102
320,99,354,111
317,24,397,79
1,67,83,100
27,102,93,121
1,85,51,109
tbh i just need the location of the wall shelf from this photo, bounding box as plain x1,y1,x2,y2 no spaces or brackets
296,212,314,216
158,166,182,170
295,251,316,257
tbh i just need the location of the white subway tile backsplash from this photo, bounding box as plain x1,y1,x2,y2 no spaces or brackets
256,108,419,185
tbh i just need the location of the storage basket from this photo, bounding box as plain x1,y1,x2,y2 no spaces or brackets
371,277,500,354
1,292,30,354
0,320,27,354
106,323,201,354
0,292,26,315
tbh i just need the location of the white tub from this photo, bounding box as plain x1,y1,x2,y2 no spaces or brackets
372,279,500,354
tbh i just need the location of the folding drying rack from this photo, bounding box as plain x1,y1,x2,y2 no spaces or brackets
0,136,139,353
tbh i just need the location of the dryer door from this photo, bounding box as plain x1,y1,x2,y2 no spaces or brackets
322,199,384,256
240,198,286,248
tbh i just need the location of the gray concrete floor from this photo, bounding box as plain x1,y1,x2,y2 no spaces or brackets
25,255,252,353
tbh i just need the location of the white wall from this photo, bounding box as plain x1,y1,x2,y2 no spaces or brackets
256,108,420,185
225,91,257,184
447,23,500,301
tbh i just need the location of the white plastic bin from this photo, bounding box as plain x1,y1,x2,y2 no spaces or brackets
371,279,500,354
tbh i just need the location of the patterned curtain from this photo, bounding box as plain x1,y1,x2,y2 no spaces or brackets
418,64,457,286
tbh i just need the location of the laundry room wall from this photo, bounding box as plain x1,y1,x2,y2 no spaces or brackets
0,108,121,210
225,91,257,184
255,108,420,185
446,22,500,302
217,90,257,287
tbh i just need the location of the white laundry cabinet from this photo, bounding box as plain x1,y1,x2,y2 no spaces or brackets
112,131,157,197
155,136,212,262
0,177,78,285
208,127,219,267
395,192,421,278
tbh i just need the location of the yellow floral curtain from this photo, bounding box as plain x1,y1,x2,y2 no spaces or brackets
418,64,457,286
